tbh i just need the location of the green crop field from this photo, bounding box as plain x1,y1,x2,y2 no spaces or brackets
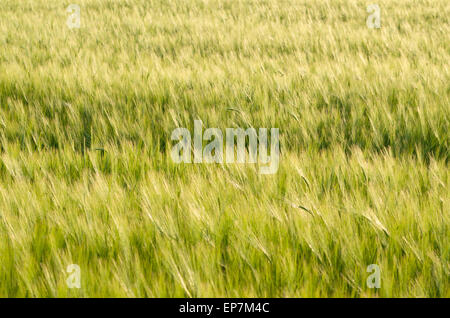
0,0,448,297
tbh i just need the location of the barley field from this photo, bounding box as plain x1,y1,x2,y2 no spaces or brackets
0,0,448,297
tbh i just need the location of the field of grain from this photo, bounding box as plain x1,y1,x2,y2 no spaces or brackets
0,0,448,297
